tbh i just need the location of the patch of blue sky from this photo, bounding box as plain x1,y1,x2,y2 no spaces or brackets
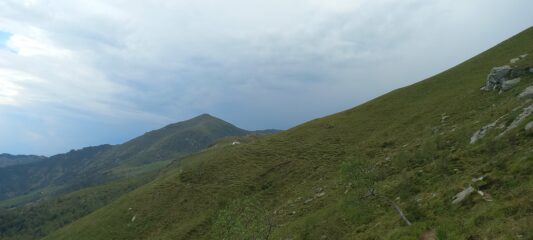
0,31,12,49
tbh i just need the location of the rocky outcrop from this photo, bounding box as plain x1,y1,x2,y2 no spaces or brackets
470,115,506,144
518,86,533,99
501,78,521,91
481,60,531,92
510,53,528,64
481,65,512,91
498,104,533,137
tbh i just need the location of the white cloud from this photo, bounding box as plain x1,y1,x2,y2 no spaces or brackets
308,0,366,12
7,34,71,57
0,78,21,106
0,68,40,106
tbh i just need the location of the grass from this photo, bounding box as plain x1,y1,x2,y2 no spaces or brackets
0,114,266,240
43,27,533,240
0,174,154,240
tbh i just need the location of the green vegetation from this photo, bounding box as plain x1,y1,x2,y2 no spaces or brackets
0,175,153,240
0,114,253,203
0,114,277,239
341,158,412,226
210,197,275,240
40,27,533,239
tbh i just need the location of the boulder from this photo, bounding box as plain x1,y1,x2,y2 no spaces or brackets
509,68,529,78
501,78,521,91
518,86,533,99
481,65,532,91
481,66,512,91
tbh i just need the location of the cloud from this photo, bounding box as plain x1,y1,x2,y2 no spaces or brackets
6,34,71,57
0,0,532,155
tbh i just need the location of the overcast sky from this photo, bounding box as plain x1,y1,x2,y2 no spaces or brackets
0,0,532,155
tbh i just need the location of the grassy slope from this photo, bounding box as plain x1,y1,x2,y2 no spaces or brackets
0,114,248,203
46,27,533,240
0,174,153,240
0,115,261,240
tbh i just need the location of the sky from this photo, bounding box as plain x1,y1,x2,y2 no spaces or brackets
0,0,532,156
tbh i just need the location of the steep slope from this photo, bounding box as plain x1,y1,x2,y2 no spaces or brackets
0,154,46,168
47,27,533,239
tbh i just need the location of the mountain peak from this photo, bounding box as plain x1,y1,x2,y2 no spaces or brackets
190,113,219,121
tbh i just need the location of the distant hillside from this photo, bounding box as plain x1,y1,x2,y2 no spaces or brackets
0,114,253,202
0,154,46,168
45,27,533,240
0,114,279,240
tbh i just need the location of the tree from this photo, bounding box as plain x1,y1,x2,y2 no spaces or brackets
341,159,412,226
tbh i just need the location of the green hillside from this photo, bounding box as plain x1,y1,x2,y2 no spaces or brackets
0,114,276,240
44,28,533,239
0,174,153,240
0,114,249,203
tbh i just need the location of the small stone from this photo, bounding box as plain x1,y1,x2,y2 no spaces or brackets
304,198,314,204
472,176,485,182
525,121,533,134
510,58,520,64
452,186,475,204
419,229,437,240
315,192,326,198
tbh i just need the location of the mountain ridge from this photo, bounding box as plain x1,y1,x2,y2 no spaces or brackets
0,154,46,168
0,114,281,240
0,113,277,202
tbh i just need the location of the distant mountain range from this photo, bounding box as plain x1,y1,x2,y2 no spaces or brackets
0,114,280,203
0,154,46,168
